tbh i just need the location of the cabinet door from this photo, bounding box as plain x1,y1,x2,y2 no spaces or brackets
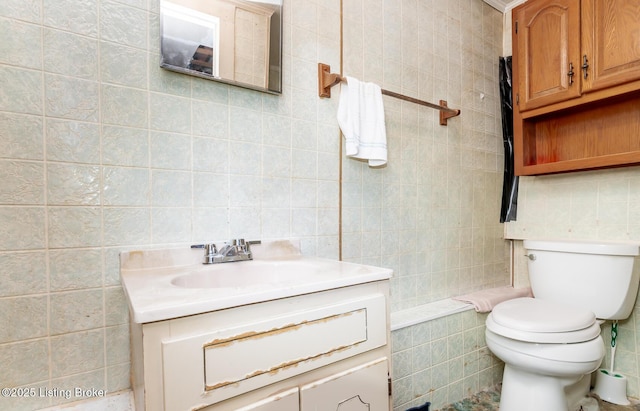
513,0,581,111
581,0,640,92
300,358,389,411
235,388,299,411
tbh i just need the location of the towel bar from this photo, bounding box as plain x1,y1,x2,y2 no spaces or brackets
318,63,461,126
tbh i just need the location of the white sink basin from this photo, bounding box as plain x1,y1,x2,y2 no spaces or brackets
171,260,323,288
120,240,393,323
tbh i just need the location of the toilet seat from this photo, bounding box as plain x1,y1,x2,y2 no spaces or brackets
486,297,601,343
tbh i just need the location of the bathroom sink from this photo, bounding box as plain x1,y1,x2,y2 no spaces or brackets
120,240,393,323
171,260,323,288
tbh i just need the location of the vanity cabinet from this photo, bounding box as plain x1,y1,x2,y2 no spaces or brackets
512,0,640,175
130,281,391,411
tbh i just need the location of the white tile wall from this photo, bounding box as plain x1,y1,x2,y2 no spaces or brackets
341,0,509,311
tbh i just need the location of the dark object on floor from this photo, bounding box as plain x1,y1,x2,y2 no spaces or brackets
407,402,430,411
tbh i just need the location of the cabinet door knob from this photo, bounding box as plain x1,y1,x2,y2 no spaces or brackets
582,55,589,79
568,62,575,85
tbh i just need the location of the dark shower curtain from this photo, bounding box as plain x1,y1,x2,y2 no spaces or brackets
499,56,518,223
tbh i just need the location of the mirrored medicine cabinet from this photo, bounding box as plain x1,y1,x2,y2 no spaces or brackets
160,0,283,94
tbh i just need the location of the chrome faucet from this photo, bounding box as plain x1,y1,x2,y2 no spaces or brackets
192,239,261,264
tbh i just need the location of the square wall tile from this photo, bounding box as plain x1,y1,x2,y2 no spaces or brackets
102,125,149,167
0,207,46,250
43,0,97,36
103,167,150,206
49,249,103,291
50,289,104,335
0,66,43,115
0,296,47,343
100,1,147,49
0,339,49,387
47,164,101,206
0,252,47,297
0,160,44,205
44,28,97,79
103,208,151,246
0,0,42,23
50,329,104,378
47,207,102,248
0,113,44,160
45,118,101,164
0,17,42,69
101,84,148,128
44,74,99,122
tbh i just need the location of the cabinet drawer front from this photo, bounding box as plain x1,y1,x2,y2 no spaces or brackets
203,307,368,390
161,294,387,410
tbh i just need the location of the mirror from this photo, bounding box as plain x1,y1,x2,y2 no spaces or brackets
160,0,282,94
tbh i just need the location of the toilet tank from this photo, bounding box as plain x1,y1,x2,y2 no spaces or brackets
524,240,640,320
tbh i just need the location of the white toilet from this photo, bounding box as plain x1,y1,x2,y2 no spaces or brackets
485,240,640,411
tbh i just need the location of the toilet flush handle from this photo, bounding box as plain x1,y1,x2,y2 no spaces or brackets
525,254,536,261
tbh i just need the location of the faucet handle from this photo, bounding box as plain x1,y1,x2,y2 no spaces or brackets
245,239,261,257
236,238,246,252
203,243,218,264
231,238,260,256
205,243,217,255
191,243,217,252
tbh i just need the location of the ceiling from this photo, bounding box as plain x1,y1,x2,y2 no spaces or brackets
483,0,525,12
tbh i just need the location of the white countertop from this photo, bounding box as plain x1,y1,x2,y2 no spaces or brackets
121,241,393,323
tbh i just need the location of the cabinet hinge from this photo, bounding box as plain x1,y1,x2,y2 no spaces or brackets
516,93,519,105
388,375,392,397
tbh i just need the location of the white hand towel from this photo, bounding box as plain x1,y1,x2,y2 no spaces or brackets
453,286,533,313
337,76,387,167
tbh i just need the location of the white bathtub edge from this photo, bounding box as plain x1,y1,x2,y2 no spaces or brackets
390,299,474,331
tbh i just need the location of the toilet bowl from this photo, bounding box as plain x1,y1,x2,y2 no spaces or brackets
485,240,639,411
486,298,605,411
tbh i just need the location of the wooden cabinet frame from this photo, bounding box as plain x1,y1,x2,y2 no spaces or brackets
512,0,640,176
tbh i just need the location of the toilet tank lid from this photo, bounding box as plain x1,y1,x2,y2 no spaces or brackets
491,298,596,333
523,240,639,256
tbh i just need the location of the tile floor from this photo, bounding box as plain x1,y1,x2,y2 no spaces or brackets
434,385,640,411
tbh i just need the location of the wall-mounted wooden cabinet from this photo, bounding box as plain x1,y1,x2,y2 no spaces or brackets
514,0,581,111
512,0,640,175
